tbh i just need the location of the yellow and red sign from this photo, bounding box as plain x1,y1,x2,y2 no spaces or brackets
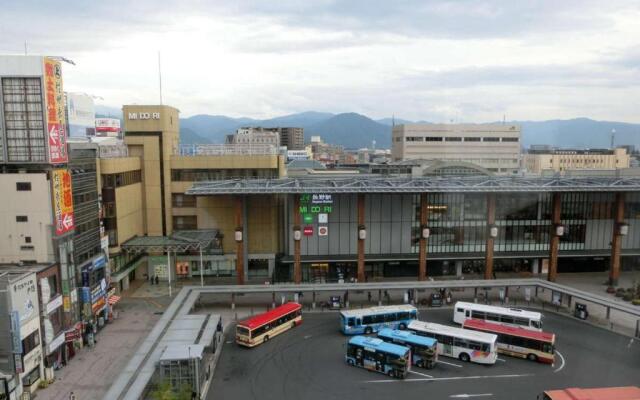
44,57,68,164
52,169,75,235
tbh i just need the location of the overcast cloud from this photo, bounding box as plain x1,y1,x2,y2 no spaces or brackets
1,0,639,122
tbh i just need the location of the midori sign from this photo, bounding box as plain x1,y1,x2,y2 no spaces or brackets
128,112,160,120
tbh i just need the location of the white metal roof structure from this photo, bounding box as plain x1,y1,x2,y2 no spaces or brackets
454,301,542,320
340,304,417,318
408,320,498,344
186,176,640,195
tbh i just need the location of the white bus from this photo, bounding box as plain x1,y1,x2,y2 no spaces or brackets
453,301,543,331
340,305,418,335
407,320,498,365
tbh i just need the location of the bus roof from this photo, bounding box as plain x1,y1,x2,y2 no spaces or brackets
348,336,410,358
340,304,417,318
463,319,555,343
455,301,542,319
408,320,497,344
378,328,437,347
543,386,640,400
237,302,301,330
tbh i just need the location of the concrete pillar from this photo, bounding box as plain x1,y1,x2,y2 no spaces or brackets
345,290,350,308
272,292,276,309
357,194,366,283
485,194,496,280
268,258,275,282
235,196,245,285
532,259,540,275
609,193,625,286
378,289,382,306
231,293,235,310
474,287,478,303
548,193,561,282
418,193,428,281
455,260,463,277
312,291,316,309
293,194,302,284
504,287,509,304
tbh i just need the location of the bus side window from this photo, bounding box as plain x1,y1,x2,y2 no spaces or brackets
500,316,514,324
486,313,500,322
472,311,485,319
411,311,417,319
532,320,542,329
514,318,528,326
348,318,355,327
363,316,372,325
456,308,464,313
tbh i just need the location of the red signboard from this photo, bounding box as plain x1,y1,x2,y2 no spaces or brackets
52,169,75,235
44,58,68,163
303,226,314,236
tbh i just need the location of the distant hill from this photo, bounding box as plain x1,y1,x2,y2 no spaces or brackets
306,113,391,149
89,105,638,150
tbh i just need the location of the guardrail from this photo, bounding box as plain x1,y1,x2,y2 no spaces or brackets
104,278,640,400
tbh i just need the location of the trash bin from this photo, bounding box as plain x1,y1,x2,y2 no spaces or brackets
574,303,588,320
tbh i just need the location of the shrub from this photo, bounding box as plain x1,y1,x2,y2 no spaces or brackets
622,293,633,302
631,298,640,306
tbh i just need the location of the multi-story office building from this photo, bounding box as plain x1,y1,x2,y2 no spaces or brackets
524,146,631,174
391,124,521,174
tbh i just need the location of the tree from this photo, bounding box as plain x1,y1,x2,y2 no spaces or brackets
148,381,193,400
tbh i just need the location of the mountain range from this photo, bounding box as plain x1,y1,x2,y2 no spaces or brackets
94,106,640,149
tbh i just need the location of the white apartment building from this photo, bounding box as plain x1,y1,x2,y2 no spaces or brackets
523,147,630,174
232,127,280,147
391,124,522,174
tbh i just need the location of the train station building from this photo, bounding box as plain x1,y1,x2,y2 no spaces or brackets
93,104,640,289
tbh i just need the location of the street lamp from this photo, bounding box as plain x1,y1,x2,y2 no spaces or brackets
554,224,565,237
617,223,629,236
234,228,243,242
488,225,498,238
293,226,302,241
421,226,430,239
358,225,367,240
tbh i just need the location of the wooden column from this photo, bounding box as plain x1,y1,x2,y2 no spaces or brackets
357,194,366,283
293,194,302,284
609,193,625,286
484,194,496,280
548,192,561,282
418,193,428,281
235,195,245,285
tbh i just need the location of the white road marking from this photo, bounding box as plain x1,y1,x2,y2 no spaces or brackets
438,360,463,368
450,394,493,398
628,338,634,348
409,370,433,378
554,350,566,373
226,341,233,344
366,373,531,384
304,335,312,339
496,358,506,362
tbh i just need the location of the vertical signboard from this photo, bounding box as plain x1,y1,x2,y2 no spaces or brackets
52,169,75,235
44,57,68,163
67,92,96,137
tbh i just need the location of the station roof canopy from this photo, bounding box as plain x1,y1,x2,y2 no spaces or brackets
121,230,222,253
186,176,640,195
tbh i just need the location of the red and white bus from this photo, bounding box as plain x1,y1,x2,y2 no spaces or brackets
235,302,302,347
463,319,555,364
539,386,640,400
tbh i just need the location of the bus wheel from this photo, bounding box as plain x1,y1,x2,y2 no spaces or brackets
347,359,355,366
364,327,373,335
459,353,470,363
388,370,395,378
417,360,424,368
398,323,407,330
292,322,296,329
527,353,538,362
263,335,269,343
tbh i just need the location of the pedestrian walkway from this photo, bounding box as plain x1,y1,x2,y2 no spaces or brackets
34,297,164,400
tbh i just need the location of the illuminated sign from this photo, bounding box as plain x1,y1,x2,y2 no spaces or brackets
299,194,333,214
318,226,328,236
303,226,313,236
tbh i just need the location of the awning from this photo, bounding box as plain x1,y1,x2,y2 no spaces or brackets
108,295,121,305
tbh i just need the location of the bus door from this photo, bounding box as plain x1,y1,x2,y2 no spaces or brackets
465,310,471,319
355,347,364,366
442,338,453,357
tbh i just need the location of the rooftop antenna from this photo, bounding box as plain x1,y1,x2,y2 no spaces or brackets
158,51,163,105
24,41,27,55
611,128,616,148
503,114,506,125
392,114,395,127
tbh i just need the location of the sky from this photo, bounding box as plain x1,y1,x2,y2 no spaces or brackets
1,0,640,122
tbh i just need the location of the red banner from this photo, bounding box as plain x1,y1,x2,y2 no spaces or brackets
44,58,68,163
52,169,75,235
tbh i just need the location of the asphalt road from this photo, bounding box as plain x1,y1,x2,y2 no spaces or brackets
209,308,640,400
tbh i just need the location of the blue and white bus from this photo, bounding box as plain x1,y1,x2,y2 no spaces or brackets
378,328,438,369
345,336,411,379
340,305,418,335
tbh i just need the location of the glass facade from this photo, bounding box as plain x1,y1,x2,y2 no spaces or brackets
288,192,640,258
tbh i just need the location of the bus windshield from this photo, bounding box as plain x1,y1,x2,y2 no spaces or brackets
237,326,250,336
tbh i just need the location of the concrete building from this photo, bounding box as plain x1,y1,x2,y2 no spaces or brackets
230,127,280,147
279,127,304,150
101,106,287,291
391,124,521,174
524,146,631,174
0,269,45,399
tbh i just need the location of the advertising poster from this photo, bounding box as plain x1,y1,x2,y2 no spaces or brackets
44,57,68,163
67,92,96,137
52,169,75,235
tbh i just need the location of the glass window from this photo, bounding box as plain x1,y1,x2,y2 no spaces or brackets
16,182,31,191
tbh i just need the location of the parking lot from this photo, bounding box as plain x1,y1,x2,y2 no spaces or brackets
210,307,640,400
